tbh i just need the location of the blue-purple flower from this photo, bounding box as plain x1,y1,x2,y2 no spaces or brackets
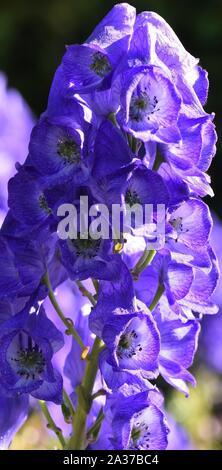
0,395,28,449
101,303,160,379
62,3,136,93
104,391,169,450
117,65,181,144
29,116,92,186
0,306,64,403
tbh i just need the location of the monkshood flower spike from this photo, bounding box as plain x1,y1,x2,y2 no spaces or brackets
0,3,218,450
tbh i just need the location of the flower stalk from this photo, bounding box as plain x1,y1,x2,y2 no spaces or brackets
43,272,86,351
68,336,104,449
40,400,66,448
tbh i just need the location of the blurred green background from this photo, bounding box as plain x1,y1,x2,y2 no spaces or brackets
0,0,222,450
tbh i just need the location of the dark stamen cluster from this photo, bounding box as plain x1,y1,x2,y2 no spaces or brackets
57,137,81,164
11,336,45,381
90,52,112,78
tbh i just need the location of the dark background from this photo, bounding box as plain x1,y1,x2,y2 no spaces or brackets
0,0,221,214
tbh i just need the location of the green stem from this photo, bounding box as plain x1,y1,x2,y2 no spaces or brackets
63,389,75,418
132,136,138,154
92,278,99,295
40,400,66,448
149,284,165,311
42,272,86,351
132,249,156,279
91,388,106,401
75,280,97,306
87,407,105,443
127,132,133,148
108,112,118,127
68,337,104,449
126,133,139,155
153,151,164,171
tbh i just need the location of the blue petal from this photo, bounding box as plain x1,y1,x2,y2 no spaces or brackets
31,369,63,404
0,394,29,449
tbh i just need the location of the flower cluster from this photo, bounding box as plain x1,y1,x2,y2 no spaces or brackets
0,4,219,450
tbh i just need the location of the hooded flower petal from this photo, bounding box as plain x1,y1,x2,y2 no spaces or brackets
102,307,160,374
0,306,64,403
117,65,181,143
110,391,169,450
154,311,200,393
